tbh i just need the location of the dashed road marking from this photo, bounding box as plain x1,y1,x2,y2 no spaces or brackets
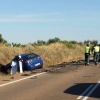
77,81,100,100
77,85,93,99
83,81,100,100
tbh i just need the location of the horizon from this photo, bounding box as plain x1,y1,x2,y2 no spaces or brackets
2,35,99,45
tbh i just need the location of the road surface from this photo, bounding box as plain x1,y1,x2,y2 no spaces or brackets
0,60,100,100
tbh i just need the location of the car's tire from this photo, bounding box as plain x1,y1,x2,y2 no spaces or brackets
6,67,11,74
38,65,43,69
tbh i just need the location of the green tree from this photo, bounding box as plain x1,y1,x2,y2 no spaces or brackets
84,40,91,45
37,40,46,46
0,34,8,44
47,37,60,44
69,40,78,44
0,34,4,43
90,40,98,45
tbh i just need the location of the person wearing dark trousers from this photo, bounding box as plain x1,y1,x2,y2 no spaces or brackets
85,43,91,66
93,44,100,65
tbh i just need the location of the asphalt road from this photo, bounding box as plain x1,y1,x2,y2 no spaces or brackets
0,60,100,100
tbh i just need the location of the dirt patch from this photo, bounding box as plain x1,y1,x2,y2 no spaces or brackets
44,60,85,74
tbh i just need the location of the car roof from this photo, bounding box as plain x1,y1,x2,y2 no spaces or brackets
12,53,38,60
20,53,35,56
15,53,36,57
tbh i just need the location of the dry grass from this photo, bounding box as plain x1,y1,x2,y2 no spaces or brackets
0,43,84,68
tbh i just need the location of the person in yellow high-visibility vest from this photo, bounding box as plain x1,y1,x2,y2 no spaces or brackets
93,44,100,65
85,43,91,66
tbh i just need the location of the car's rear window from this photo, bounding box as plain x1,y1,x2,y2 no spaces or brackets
25,53,38,59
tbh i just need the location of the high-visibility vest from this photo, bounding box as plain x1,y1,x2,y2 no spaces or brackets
93,46,99,52
85,46,90,53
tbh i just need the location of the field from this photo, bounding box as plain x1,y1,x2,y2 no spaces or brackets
0,43,84,68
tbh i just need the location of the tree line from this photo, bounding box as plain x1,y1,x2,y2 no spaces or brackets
0,34,99,47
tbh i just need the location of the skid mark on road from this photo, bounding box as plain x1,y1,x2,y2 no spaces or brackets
0,72,46,87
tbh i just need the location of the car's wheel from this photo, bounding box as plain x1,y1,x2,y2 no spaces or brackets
38,65,43,69
40,65,43,68
6,67,11,74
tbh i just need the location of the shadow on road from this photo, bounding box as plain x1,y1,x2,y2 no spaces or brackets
64,83,100,99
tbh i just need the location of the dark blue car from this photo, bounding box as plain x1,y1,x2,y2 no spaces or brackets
5,53,43,74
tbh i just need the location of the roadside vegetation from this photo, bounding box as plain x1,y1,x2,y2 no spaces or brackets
0,34,98,69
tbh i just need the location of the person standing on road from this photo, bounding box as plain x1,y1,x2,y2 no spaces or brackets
85,43,91,66
93,44,100,65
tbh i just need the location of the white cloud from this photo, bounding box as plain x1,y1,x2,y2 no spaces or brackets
0,12,63,22
0,18,64,23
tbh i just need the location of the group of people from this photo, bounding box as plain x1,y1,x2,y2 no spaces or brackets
85,43,100,66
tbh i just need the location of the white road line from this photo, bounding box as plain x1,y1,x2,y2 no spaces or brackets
83,81,100,100
0,72,46,87
77,85,93,99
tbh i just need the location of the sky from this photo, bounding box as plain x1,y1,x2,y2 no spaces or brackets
0,0,100,44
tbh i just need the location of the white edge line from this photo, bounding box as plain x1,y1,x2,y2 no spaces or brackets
77,85,93,99
0,72,46,87
83,81,100,100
